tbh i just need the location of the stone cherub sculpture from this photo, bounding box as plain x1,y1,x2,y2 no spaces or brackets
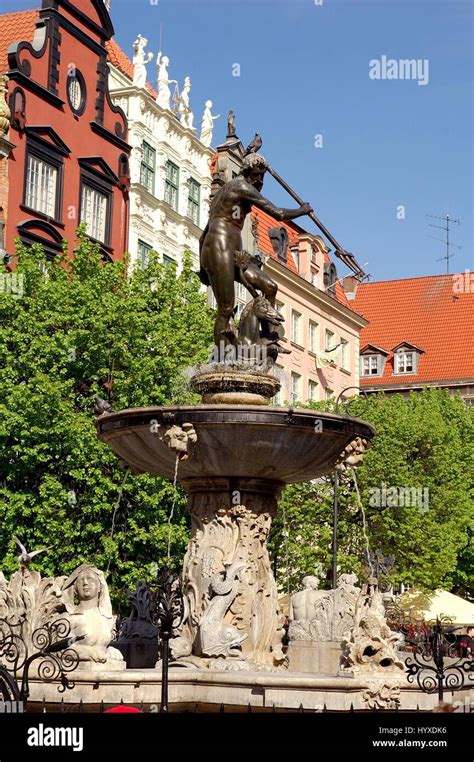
288,572,361,644
199,151,312,352
61,565,125,670
288,575,333,641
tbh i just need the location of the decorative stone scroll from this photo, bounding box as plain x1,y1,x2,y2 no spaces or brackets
170,477,285,670
0,74,11,134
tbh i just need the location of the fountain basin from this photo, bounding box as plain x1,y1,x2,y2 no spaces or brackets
97,404,375,484
97,404,375,668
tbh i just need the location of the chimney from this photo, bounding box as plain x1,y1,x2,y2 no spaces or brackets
343,275,359,300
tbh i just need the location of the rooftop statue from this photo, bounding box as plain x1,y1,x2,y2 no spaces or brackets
178,76,194,130
200,100,220,147
156,52,177,110
132,34,153,89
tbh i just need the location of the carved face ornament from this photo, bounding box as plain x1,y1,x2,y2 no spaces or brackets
75,571,100,602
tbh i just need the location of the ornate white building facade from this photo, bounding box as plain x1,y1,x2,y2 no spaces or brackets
107,38,214,270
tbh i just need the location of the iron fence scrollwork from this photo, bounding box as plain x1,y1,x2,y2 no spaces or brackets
0,617,82,706
399,614,474,702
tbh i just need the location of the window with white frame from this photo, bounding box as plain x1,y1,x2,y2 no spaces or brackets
187,178,200,225
361,355,380,376
276,300,285,320
309,321,319,354
324,387,333,400
394,350,415,374
80,184,108,243
325,329,335,351
163,254,175,268
291,372,300,404
340,338,349,370
291,310,301,344
291,246,299,272
25,155,58,217
165,160,179,210
308,379,318,401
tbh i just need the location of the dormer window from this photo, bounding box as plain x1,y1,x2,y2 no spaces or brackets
395,351,414,374
360,344,390,378
361,355,380,376
392,343,424,375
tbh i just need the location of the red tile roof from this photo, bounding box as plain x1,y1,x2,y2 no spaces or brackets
0,9,39,71
353,275,474,386
251,206,351,307
0,9,157,96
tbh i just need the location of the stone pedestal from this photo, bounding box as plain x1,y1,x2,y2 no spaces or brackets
176,477,284,667
190,367,280,405
288,641,343,675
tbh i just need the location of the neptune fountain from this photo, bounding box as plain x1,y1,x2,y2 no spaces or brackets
97,147,375,672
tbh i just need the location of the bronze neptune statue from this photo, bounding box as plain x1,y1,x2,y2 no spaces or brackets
199,152,312,350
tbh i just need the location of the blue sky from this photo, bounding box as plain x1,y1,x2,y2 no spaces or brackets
4,0,473,281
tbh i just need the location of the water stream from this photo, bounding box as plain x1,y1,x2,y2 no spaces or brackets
106,467,130,573
282,502,290,601
167,454,180,562
351,467,374,577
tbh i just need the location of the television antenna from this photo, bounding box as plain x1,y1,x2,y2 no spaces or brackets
426,213,461,274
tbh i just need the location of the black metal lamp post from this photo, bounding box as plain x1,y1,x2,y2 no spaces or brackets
331,387,369,589
331,469,339,589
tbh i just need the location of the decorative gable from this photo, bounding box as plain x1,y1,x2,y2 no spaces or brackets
25,126,71,155
392,342,425,375
360,344,390,377
78,156,119,185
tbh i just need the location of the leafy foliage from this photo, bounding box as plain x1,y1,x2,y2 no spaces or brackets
270,390,473,597
0,232,213,607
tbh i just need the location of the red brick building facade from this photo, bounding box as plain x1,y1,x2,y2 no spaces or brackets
0,1,130,265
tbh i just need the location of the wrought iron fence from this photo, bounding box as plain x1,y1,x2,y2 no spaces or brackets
0,617,81,706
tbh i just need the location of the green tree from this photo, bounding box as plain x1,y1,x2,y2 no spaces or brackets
0,232,213,607
269,390,473,596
